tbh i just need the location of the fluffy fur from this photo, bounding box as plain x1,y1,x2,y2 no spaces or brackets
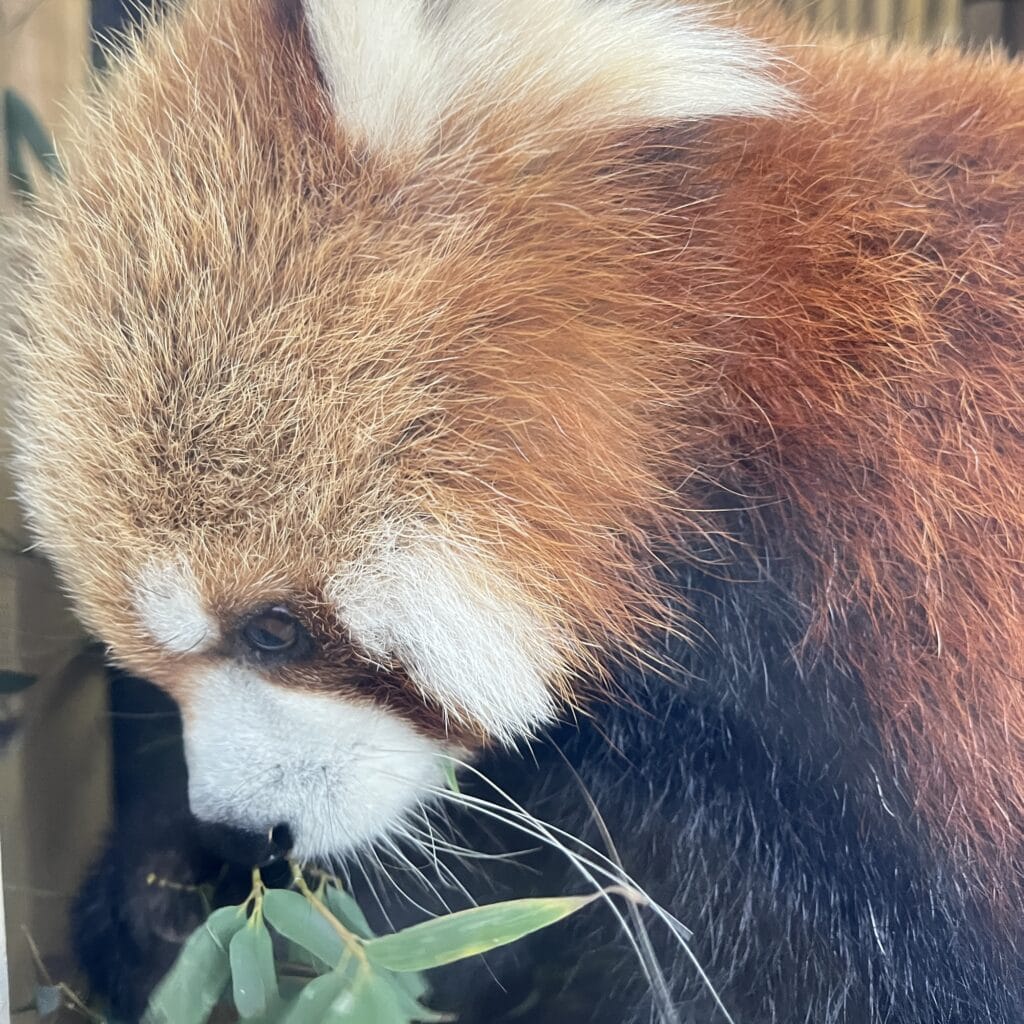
134,559,218,653
184,664,446,860
328,522,563,739
6,0,1024,1019
302,0,790,154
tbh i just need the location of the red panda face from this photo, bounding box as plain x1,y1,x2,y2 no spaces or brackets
7,0,789,860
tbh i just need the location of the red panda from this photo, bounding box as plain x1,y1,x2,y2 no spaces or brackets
6,0,1024,1020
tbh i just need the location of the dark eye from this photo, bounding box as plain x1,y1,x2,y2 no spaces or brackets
241,608,303,655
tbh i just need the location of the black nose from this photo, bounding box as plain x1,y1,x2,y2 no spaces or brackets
195,821,294,867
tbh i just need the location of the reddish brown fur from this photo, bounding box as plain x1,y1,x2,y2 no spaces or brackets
675,28,1024,912
7,0,1024,920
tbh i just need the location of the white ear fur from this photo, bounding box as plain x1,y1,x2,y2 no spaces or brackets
303,0,792,155
328,523,563,742
134,559,218,654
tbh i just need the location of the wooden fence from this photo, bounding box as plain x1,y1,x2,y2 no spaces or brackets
781,0,961,42
782,0,1022,48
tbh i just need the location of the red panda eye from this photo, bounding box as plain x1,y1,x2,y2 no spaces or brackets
240,608,302,654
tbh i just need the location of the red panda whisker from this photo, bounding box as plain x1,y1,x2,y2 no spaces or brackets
399,818,539,864
376,832,461,914
556,747,677,1024
363,838,438,921
346,854,398,935
426,752,717,1020
427,783,693,1024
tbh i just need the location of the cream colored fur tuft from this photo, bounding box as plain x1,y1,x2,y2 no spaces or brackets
330,523,563,742
304,0,793,154
135,559,218,654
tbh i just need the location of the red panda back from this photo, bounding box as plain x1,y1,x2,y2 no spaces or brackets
670,34,1024,914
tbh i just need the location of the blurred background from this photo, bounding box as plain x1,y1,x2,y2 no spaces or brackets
0,0,1022,1020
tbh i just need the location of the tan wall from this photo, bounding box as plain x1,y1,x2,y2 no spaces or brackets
1,5,109,1022
1,0,89,208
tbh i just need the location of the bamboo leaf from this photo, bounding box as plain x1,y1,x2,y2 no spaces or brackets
380,972,451,1023
389,968,430,1009
278,970,350,1023
361,981,419,1024
282,939,324,973
3,89,62,199
229,920,279,1019
323,885,374,939
263,888,345,969
143,906,245,1024
4,90,62,178
364,894,599,973
320,987,372,1023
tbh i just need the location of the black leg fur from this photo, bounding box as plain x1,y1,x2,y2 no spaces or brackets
74,808,217,1023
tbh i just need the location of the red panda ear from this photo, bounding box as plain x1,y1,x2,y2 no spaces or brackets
295,0,793,158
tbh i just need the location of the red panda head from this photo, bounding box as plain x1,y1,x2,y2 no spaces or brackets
8,0,790,861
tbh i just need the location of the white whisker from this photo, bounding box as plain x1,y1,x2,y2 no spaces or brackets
429,754,735,1024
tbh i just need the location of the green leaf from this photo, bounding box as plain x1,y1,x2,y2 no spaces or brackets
263,888,346,970
321,978,396,1024
284,967,429,1023
5,91,61,177
320,988,371,1023
279,974,316,998
389,968,430,1008
278,970,350,1023
323,884,374,939
282,938,325,973
380,972,450,1023
364,895,599,973
143,906,245,1024
362,981,418,1024
442,762,460,795
3,89,62,200
229,920,279,1019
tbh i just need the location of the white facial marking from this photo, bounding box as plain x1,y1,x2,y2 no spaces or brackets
329,526,561,743
134,560,217,654
185,665,445,862
303,0,793,155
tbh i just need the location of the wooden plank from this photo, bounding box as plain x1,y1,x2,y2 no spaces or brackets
935,0,963,40
4,0,89,126
0,827,9,1024
871,0,895,38
1,12,98,1018
841,0,860,33
1006,0,1024,53
900,0,927,43
963,0,1005,45
815,0,842,32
